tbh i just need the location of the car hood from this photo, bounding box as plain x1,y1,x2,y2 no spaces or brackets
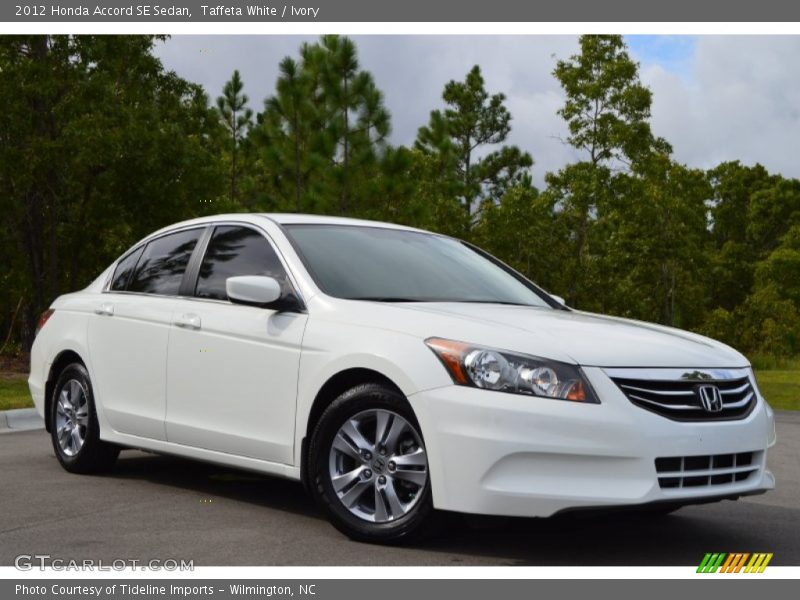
383,302,748,368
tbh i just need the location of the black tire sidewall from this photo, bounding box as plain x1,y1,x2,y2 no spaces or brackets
309,383,435,543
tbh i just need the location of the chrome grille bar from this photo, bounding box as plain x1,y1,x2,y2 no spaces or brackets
605,368,757,421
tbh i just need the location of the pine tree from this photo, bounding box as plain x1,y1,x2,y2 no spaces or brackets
415,65,532,232
217,70,253,204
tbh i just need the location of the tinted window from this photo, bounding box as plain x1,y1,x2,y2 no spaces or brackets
284,225,551,307
110,246,144,292
195,226,288,301
128,228,203,295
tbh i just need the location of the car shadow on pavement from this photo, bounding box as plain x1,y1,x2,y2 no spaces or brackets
109,450,319,518
107,449,798,566
425,505,800,566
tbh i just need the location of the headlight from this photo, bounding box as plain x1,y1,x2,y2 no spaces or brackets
425,337,599,403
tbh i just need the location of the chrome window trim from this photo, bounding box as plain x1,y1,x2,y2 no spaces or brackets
101,219,307,311
603,368,751,381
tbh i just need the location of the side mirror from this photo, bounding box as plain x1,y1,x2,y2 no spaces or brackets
226,276,282,307
549,293,566,306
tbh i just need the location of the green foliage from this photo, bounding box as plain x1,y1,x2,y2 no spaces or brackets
415,65,532,231
246,35,392,217
546,35,671,309
0,35,225,346
216,69,253,204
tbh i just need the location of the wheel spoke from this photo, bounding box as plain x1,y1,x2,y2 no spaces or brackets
383,480,406,519
331,466,364,493
68,380,81,408
332,432,363,462
70,425,82,450
56,396,69,418
374,410,391,447
339,419,373,455
339,478,371,508
393,467,427,488
57,424,70,444
382,416,408,454
75,403,89,426
373,487,389,522
393,447,427,469
389,447,428,489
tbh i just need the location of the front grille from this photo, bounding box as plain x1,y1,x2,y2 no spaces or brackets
655,452,760,489
611,375,756,421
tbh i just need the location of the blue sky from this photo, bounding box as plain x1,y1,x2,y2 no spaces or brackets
626,35,697,82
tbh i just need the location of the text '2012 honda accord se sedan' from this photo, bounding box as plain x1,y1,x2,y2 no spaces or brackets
29,214,776,543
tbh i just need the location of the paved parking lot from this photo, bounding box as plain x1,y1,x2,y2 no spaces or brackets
1,413,798,566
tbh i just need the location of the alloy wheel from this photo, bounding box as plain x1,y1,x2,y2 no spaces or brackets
328,409,428,523
55,379,89,457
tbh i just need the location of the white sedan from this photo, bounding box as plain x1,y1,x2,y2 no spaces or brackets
29,214,776,543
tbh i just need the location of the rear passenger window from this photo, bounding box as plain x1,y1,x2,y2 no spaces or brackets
128,228,203,296
110,246,144,292
195,226,288,301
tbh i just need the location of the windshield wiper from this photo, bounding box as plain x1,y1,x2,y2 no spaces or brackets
345,297,540,306
458,300,538,307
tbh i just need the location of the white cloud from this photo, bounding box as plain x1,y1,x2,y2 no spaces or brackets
640,36,800,177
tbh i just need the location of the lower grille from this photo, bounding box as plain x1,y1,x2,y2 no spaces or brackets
655,451,760,489
611,375,756,421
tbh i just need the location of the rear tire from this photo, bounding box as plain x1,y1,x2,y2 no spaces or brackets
308,383,437,544
50,363,119,474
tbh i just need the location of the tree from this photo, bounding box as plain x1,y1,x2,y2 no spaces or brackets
603,154,711,327
548,34,668,307
0,35,225,348
249,36,391,216
252,57,320,212
415,65,532,231
706,163,796,312
474,183,563,290
217,70,253,204
318,35,391,215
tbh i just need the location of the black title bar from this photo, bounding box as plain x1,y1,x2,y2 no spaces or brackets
4,0,800,22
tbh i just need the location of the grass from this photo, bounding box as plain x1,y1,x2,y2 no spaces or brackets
0,367,797,412
754,370,800,411
0,376,33,411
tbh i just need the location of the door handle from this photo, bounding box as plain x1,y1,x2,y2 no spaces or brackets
174,313,201,330
94,302,114,316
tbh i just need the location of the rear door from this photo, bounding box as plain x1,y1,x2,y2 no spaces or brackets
87,227,206,440
165,224,307,463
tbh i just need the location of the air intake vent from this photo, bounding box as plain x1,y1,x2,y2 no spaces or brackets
611,376,756,421
655,452,760,489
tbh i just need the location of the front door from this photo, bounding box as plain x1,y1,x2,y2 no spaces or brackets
165,225,307,464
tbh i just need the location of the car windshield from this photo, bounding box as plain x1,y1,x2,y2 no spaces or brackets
284,224,553,307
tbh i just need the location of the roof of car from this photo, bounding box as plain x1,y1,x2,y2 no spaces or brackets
150,213,424,236
261,213,423,231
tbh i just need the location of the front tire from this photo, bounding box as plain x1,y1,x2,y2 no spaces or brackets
50,363,119,474
308,383,436,544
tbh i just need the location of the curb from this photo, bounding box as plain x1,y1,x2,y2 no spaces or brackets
0,408,44,433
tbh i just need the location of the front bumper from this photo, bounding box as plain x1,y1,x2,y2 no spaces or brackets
407,366,775,517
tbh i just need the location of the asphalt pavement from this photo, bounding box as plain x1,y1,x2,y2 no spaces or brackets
1,412,798,566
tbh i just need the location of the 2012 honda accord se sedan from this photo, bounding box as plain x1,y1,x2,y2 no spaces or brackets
29,213,776,543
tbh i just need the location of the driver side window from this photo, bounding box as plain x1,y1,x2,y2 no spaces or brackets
194,225,289,301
